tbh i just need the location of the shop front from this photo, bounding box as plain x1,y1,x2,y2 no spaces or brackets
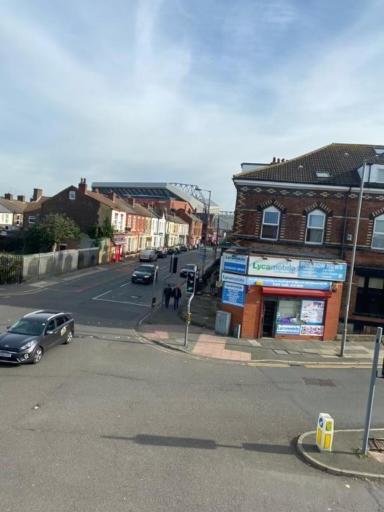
220,253,347,341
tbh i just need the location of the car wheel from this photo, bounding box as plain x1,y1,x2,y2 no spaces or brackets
32,346,43,364
64,330,73,344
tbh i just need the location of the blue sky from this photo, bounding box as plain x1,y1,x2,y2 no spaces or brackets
0,0,383,209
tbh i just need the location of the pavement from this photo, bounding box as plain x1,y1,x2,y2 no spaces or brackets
139,294,377,368
297,428,384,479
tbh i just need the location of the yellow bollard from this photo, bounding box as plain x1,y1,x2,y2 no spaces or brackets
316,413,334,452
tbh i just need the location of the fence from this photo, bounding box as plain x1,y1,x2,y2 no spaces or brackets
0,253,23,284
22,250,79,282
78,247,99,269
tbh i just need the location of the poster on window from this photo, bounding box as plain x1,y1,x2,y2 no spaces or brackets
300,300,325,325
300,325,324,336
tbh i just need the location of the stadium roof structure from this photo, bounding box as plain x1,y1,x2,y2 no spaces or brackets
91,182,220,214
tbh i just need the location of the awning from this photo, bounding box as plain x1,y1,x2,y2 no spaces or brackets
262,287,332,298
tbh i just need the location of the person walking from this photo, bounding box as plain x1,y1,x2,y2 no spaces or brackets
163,284,172,309
173,285,182,310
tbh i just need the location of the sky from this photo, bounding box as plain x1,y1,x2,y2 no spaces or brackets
0,0,383,210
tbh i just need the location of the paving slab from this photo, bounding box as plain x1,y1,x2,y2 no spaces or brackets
297,428,384,479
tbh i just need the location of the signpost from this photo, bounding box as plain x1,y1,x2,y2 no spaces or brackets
362,327,382,455
184,271,197,348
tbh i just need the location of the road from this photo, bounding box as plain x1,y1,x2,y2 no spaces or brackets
0,250,384,511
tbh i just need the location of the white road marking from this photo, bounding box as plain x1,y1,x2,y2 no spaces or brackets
120,282,131,288
93,297,150,307
92,290,113,300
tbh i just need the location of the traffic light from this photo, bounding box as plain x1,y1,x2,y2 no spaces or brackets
186,271,196,294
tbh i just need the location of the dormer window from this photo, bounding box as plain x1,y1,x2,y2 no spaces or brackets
316,171,330,178
69,190,76,200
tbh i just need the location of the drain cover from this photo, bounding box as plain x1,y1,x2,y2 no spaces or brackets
302,377,336,387
369,438,384,452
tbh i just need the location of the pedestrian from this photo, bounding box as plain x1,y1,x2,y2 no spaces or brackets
173,285,182,310
163,284,172,309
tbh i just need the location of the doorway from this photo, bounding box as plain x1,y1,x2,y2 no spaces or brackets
262,299,278,337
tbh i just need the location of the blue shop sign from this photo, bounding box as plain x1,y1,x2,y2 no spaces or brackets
247,277,331,290
222,282,245,307
222,254,248,275
298,261,346,281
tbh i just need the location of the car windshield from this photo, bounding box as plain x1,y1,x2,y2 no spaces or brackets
9,318,46,336
186,264,196,270
136,266,153,273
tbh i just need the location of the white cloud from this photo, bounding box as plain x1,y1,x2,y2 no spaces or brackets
0,1,383,209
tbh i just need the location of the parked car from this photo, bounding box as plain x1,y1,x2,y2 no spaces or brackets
131,264,158,284
180,245,188,252
139,249,157,262
180,263,198,278
0,310,75,364
156,248,167,258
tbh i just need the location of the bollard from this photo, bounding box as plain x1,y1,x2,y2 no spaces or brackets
316,413,334,452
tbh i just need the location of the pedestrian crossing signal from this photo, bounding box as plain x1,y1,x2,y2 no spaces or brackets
186,271,196,294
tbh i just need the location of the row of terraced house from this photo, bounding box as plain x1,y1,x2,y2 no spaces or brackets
0,178,206,261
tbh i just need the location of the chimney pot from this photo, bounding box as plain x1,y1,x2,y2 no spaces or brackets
272,157,276,163
78,178,87,195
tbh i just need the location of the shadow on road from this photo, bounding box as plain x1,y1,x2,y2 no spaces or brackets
101,433,295,454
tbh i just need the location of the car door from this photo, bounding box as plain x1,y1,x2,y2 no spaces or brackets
43,318,59,349
55,315,69,342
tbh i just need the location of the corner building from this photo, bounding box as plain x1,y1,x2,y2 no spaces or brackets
227,143,384,338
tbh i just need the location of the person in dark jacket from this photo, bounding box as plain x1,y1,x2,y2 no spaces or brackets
163,284,172,308
173,286,182,310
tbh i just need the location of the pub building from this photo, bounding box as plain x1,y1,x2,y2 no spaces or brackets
219,252,347,341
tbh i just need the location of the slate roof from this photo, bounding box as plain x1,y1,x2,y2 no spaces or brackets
0,198,30,214
234,143,384,186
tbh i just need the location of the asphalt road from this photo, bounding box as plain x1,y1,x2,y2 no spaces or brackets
1,252,384,511
0,249,214,329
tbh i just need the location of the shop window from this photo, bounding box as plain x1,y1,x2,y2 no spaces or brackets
356,275,384,317
372,215,384,249
305,209,325,244
261,206,280,240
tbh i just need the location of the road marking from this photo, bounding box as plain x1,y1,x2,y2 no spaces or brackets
92,290,112,300
120,282,131,288
93,297,150,307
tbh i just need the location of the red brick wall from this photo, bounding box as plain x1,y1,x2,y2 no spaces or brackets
323,283,343,340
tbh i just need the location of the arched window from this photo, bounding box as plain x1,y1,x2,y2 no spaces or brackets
305,209,326,244
261,206,280,240
372,214,384,249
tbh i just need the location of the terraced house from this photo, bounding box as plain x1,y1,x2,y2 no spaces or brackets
226,143,384,338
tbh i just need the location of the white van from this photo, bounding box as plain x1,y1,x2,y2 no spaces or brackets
139,249,157,262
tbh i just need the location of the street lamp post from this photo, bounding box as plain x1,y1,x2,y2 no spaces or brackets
196,188,211,277
340,160,368,357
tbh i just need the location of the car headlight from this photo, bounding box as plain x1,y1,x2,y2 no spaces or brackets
144,274,150,278
20,340,37,351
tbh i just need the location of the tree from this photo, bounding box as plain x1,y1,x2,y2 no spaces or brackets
24,214,81,253
88,217,114,240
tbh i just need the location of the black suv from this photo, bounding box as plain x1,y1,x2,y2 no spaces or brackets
131,264,158,284
0,310,75,364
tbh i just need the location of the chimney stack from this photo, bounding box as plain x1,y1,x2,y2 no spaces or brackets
125,197,136,206
277,158,281,163
32,188,43,202
4,193,13,200
17,195,25,202
108,191,116,202
272,157,276,163
78,178,87,195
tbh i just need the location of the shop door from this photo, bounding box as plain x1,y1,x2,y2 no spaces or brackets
263,299,277,337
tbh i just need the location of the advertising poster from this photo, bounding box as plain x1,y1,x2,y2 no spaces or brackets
222,254,248,275
300,325,324,336
222,282,245,307
300,300,325,325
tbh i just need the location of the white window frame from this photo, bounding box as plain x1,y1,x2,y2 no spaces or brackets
69,190,76,200
305,209,326,245
28,215,36,225
260,206,280,241
372,214,384,250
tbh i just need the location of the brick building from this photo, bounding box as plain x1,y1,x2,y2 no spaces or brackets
223,143,384,338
